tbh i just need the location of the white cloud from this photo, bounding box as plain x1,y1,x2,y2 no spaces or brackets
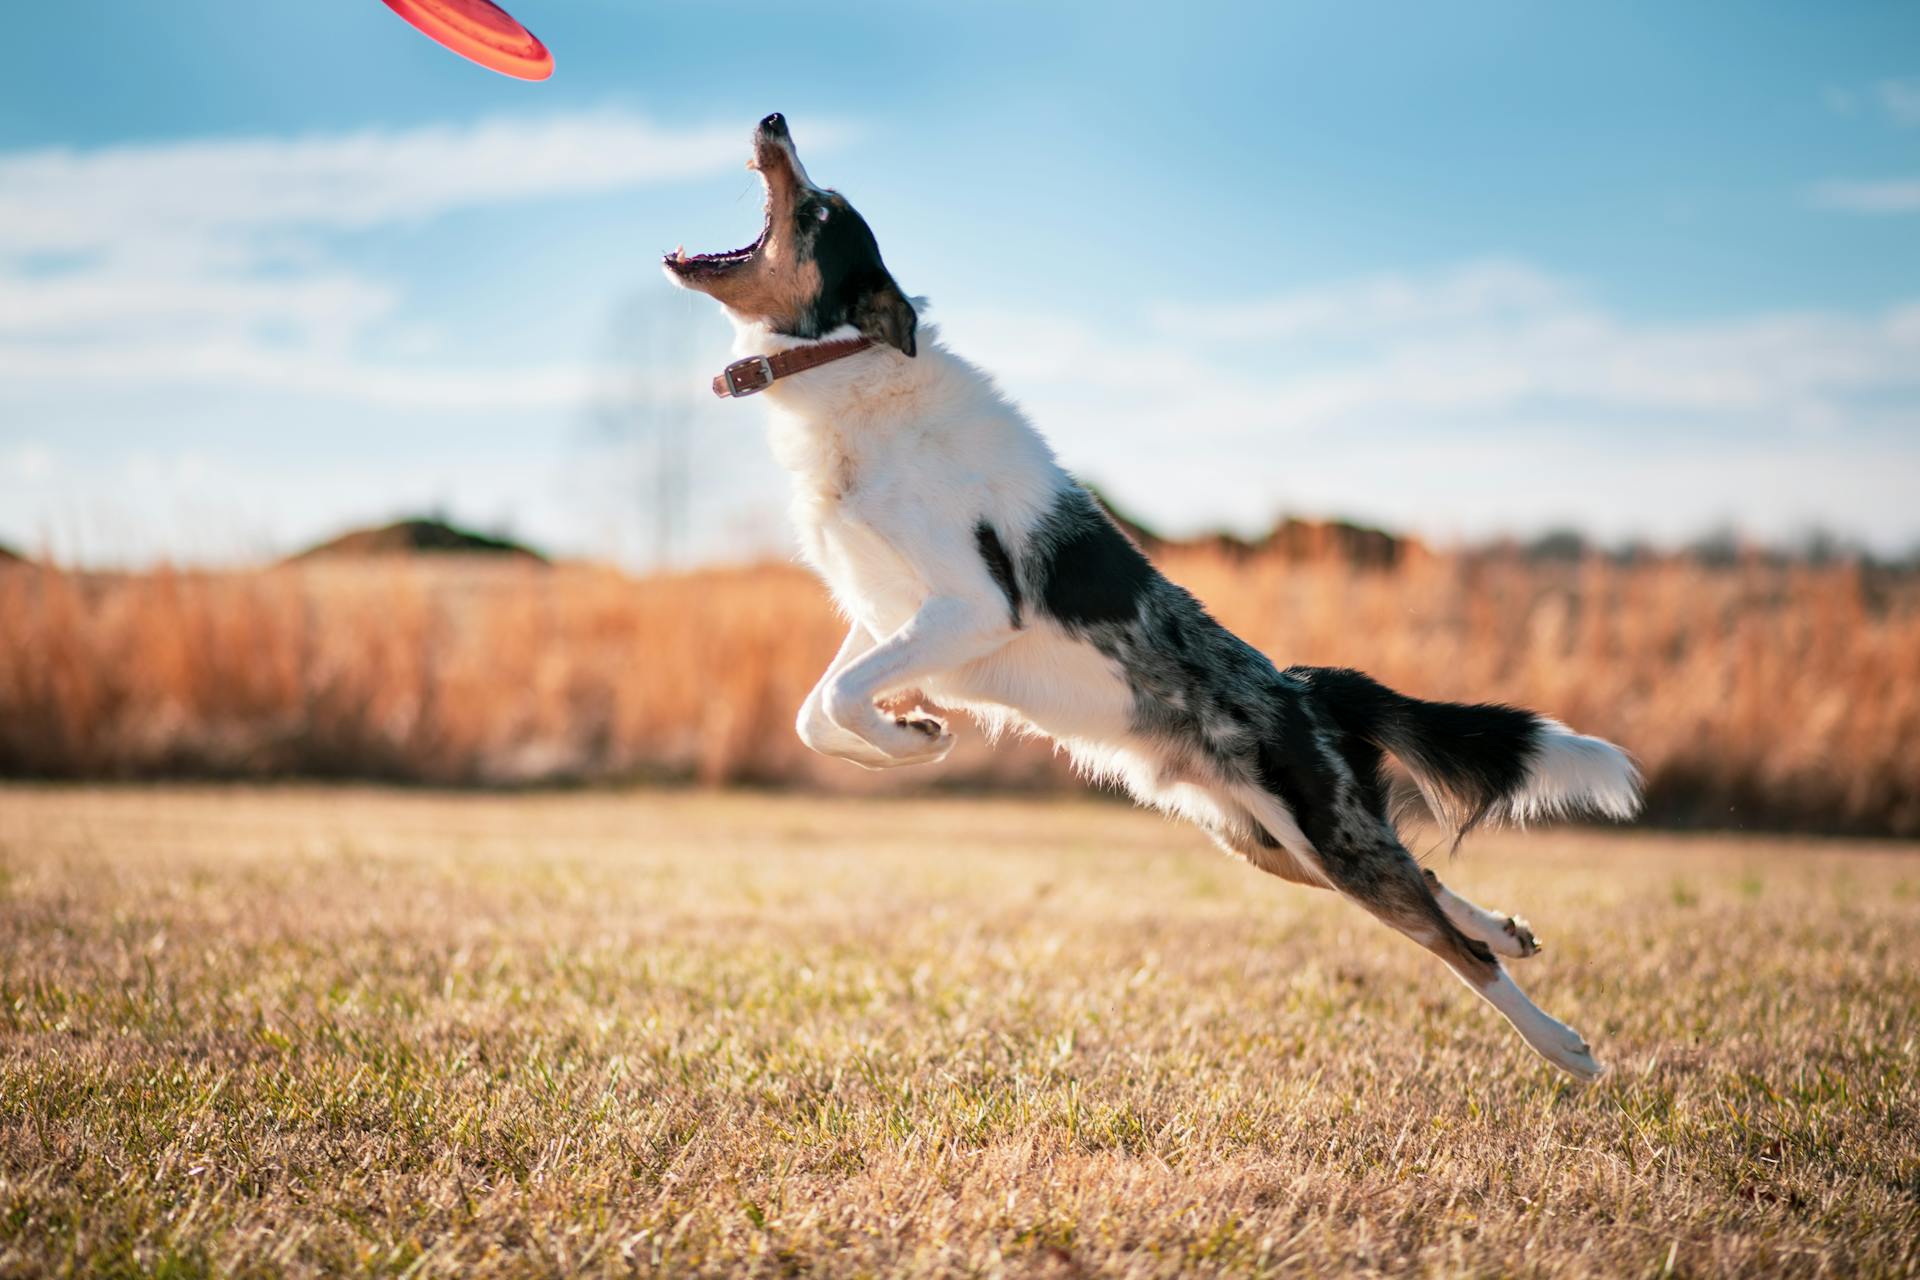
2,441,56,483
0,270,396,347
0,112,752,258
1823,77,1920,128
950,262,1920,433
1151,259,1569,344
1808,178,1920,214
936,262,1920,548
0,341,600,411
0,110,798,409
10,256,1920,562
1877,78,1920,128
1809,79,1920,215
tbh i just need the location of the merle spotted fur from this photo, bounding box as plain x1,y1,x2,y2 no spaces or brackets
998,485,1578,972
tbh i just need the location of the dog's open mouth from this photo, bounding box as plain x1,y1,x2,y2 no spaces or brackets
664,142,782,280
664,122,800,283
663,216,767,280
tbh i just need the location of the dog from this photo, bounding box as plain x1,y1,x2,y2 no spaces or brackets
666,114,1642,1079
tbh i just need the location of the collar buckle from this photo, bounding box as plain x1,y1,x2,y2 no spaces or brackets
711,337,874,401
719,354,776,397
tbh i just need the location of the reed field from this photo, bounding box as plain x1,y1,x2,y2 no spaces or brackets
2,544,1916,834
2,786,1916,1277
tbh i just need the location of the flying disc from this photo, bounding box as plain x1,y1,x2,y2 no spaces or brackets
379,0,553,81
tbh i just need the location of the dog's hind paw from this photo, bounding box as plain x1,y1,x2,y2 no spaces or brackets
1503,915,1542,958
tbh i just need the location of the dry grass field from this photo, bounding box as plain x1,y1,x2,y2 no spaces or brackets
3,787,1916,1278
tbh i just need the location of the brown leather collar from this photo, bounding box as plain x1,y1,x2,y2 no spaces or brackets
711,336,874,398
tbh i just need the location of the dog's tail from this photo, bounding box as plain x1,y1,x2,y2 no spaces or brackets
1287,666,1642,837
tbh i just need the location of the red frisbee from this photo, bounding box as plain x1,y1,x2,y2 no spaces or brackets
380,0,553,81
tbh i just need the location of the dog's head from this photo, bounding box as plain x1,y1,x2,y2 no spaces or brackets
663,114,915,357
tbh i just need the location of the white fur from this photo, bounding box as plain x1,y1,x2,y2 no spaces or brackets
1429,879,1540,959
1479,970,1605,1080
738,317,1143,774
1505,720,1644,824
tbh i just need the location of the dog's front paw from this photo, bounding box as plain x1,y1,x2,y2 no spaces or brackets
860,712,954,767
895,710,947,740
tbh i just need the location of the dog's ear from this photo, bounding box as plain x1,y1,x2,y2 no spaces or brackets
853,276,917,357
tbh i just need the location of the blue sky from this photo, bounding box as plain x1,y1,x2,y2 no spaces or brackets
3,1,1918,565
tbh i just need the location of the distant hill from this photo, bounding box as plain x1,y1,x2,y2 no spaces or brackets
291,518,547,563
1088,487,1416,570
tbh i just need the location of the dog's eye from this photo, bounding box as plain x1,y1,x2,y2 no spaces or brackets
812,205,830,223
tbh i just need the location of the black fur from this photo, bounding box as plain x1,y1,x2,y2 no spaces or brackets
1252,699,1354,857
975,521,1023,628
1031,489,1156,628
791,192,915,355
1285,666,1541,832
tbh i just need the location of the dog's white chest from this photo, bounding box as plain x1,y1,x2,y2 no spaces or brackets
774,407,949,638
794,492,928,636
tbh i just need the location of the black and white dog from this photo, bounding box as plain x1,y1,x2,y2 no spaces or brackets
667,114,1641,1079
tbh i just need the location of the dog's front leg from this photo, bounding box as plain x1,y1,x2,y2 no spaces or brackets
823,596,1014,768
796,622,899,768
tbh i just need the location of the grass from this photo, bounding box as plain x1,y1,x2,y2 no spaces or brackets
5,549,1919,834
2,787,1917,1277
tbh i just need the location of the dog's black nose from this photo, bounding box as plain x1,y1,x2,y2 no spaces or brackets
759,112,788,137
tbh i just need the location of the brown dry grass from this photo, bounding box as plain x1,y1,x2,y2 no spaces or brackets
2,786,1917,1278
2,547,1918,832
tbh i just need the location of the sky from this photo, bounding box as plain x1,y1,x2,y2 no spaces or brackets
3,1,1918,567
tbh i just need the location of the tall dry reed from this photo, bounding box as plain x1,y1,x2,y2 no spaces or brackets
2,548,1915,833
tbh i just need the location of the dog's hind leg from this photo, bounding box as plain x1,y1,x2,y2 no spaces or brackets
1232,781,1602,1078
1473,963,1603,1081
1197,789,1333,889
1424,869,1542,959
1326,840,1601,1080
1220,772,1541,956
